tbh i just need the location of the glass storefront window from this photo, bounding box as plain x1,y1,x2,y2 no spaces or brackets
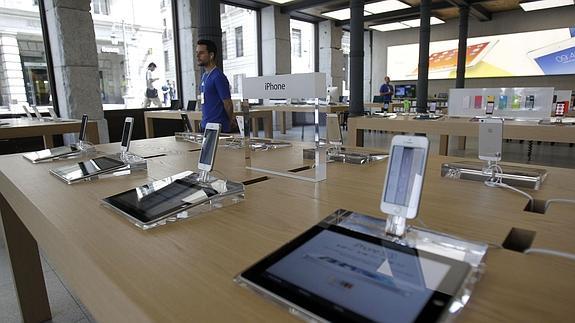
220,4,258,100
90,0,178,109
290,19,315,74
0,0,54,113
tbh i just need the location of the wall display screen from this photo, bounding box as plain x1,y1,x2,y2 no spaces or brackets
387,27,575,80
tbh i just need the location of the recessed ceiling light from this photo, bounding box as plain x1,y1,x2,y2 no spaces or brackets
267,0,297,4
364,0,411,14
321,8,373,20
401,17,445,27
322,0,412,20
370,22,410,32
519,0,573,11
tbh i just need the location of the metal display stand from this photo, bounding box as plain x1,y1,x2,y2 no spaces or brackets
441,160,548,190
241,73,328,182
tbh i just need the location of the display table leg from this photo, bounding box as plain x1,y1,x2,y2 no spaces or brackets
0,193,52,323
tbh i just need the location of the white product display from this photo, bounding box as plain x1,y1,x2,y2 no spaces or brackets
448,87,555,119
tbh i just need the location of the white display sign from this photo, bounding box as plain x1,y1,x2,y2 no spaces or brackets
242,73,326,99
448,87,554,119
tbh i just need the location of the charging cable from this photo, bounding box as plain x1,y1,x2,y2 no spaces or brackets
483,163,534,211
524,248,575,261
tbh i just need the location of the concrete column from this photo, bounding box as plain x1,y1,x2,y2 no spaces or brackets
455,6,470,89
261,6,291,76
318,20,344,101
363,30,372,103
261,5,291,130
349,0,364,117
198,0,223,69
44,0,108,143
177,0,200,104
0,33,27,107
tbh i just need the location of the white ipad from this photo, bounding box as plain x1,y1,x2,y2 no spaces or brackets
527,37,575,75
31,105,43,119
198,122,221,172
478,118,503,162
380,135,429,219
120,117,134,153
78,114,89,141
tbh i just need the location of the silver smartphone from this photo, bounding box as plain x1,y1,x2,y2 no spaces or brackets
180,113,194,133
47,107,59,121
31,105,43,119
22,105,33,119
235,115,245,138
380,135,429,219
78,114,89,141
197,122,221,172
478,118,503,162
120,117,134,153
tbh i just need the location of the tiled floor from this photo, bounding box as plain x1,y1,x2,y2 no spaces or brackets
1,125,573,323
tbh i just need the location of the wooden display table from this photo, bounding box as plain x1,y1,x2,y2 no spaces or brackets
347,115,575,155
144,109,274,138
0,118,99,148
1,137,574,322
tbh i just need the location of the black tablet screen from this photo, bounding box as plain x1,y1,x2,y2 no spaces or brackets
241,224,470,322
104,178,218,223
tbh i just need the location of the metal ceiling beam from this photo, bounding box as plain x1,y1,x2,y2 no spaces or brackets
336,2,453,26
447,0,491,21
280,0,343,14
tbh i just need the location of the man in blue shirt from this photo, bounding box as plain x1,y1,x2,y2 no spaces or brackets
379,76,394,106
196,39,234,132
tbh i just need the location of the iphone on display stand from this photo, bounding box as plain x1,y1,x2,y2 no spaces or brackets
120,117,134,153
236,115,245,138
486,96,495,115
181,113,194,133
198,122,221,174
380,135,429,237
31,105,43,119
47,107,59,121
479,118,503,162
22,105,33,119
78,114,89,142
555,102,566,117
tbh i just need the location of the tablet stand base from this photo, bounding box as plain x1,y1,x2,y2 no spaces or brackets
303,147,388,165
223,137,292,151
175,131,203,143
95,152,147,180
441,160,547,190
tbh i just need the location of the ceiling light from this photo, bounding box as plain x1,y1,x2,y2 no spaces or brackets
519,0,574,11
322,0,412,20
401,17,445,27
321,8,373,20
370,22,410,32
266,0,297,4
364,0,411,14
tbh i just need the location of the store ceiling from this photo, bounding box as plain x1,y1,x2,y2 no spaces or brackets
223,0,525,27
